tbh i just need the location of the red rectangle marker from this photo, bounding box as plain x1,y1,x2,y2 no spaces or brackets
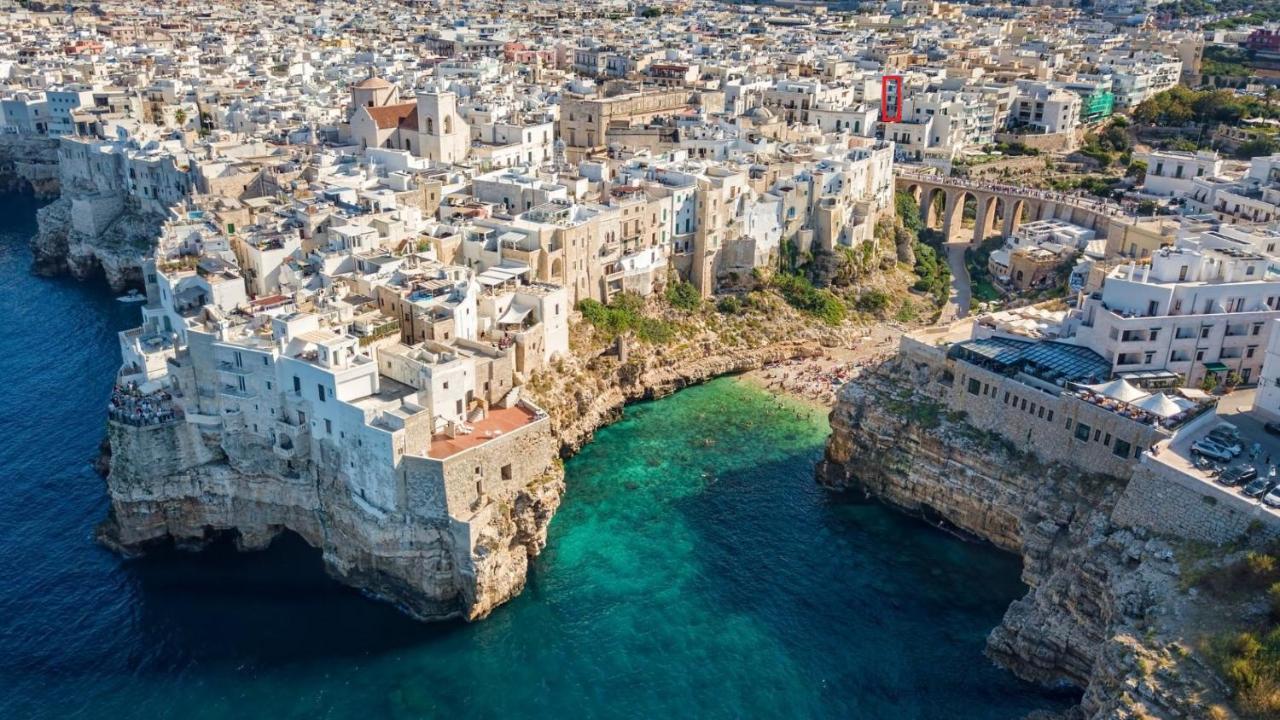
881,75,903,123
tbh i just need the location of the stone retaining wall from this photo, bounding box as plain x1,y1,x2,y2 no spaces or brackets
1112,459,1280,544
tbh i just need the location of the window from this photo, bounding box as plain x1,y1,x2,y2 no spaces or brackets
501,464,513,481
325,419,332,434
1003,391,1010,403
1074,422,1091,441
317,385,326,402
1047,410,1054,422
968,378,981,395
1020,399,1027,411
293,376,301,393
1113,439,1131,458
1094,429,1102,442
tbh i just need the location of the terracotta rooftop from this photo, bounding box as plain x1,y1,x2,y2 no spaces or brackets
427,404,538,459
364,102,417,130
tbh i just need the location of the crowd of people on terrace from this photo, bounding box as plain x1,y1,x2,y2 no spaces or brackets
109,382,180,427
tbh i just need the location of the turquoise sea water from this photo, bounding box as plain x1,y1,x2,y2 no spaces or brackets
0,191,1075,719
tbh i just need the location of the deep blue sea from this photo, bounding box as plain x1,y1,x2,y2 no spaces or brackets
0,191,1075,719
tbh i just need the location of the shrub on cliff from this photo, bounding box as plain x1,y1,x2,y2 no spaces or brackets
771,272,846,326
665,281,701,312
716,295,743,315
578,294,675,344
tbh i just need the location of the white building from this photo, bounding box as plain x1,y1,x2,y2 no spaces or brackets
1137,149,1222,197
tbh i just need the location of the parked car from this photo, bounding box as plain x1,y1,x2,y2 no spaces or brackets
1192,439,1235,463
1219,465,1259,487
1213,422,1241,440
1264,421,1280,436
1243,477,1275,499
1264,487,1280,509
1206,430,1243,456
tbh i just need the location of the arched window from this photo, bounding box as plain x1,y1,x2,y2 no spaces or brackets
443,115,453,134
425,117,434,134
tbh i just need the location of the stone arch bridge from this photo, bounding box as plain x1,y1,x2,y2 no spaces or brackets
896,171,1134,245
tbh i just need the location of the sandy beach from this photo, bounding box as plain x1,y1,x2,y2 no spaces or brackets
739,324,903,408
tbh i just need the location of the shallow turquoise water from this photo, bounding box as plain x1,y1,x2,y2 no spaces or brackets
0,191,1075,719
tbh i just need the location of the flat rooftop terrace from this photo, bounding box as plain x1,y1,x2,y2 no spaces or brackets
428,404,539,459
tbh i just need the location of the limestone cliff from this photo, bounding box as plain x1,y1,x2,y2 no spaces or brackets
0,135,60,198
30,195,161,290
528,295,845,455
99,419,564,622
817,358,1232,720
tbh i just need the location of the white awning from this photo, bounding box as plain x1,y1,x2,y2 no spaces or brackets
1130,393,1189,418
498,305,532,324
1082,378,1149,403
477,264,531,286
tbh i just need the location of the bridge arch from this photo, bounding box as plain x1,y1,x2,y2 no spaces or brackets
923,186,947,231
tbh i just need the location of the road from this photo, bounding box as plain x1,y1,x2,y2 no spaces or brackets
940,241,971,322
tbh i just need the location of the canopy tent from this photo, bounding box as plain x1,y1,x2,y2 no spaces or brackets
1082,378,1149,403
476,264,532,287
497,304,532,325
1130,393,1191,418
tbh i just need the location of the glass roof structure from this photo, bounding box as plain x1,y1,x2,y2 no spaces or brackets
949,337,1111,387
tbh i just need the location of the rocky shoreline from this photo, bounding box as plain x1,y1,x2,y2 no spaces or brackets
817,356,1234,720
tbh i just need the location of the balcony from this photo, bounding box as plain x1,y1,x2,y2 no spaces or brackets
218,361,253,376
220,385,256,399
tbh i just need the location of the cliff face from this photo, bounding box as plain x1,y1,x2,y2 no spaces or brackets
0,136,60,198
818,359,1226,720
30,195,160,291
100,419,564,622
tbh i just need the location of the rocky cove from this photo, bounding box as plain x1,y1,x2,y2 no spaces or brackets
94,277,1244,719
